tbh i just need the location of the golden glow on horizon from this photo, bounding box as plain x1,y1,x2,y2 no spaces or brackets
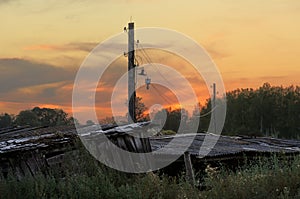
0,0,300,121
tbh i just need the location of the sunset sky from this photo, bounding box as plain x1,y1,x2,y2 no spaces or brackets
0,0,300,122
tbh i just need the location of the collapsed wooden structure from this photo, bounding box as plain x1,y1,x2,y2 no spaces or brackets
0,125,77,178
1,123,300,178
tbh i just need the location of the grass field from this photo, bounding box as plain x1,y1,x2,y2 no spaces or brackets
1,148,300,199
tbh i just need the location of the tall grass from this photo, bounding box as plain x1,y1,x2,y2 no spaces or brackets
1,148,300,199
201,155,300,199
0,147,199,199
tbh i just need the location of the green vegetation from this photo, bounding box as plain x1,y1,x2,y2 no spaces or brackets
153,108,189,133
160,129,176,135
224,83,300,138
1,83,299,139
1,146,300,199
0,107,75,127
148,83,300,139
202,156,300,199
155,83,300,139
0,147,198,199
0,83,299,198
0,113,13,128
201,83,300,138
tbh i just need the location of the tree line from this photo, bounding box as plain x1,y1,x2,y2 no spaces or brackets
1,83,299,139
221,82,300,138
151,83,300,139
0,107,76,128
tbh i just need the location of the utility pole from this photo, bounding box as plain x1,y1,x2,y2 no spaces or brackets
128,22,136,123
212,83,216,134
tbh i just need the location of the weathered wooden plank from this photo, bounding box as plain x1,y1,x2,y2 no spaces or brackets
1,123,300,177
184,152,195,186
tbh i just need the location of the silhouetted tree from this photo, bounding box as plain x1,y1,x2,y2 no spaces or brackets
99,117,117,125
32,107,70,126
15,110,41,127
14,107,73,127
153,107,188,133
68,116,80,126
135,96,149,122
0,113,13,128
86,120,95,126
125,96,149,122
221,83,300,138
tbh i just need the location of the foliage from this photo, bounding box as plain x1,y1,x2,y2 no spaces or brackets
160,129,176,135
1,147,300,198
196,83,300,138
1,107,75,128
31,107,72,126
118,96,149,124
99,116,118,125
14,110,41,127
1,83,300,139
153,107,189,133
0,113,13,128
0,146,199,199
86,120,95,126
200,155,300,199
135,96,149,122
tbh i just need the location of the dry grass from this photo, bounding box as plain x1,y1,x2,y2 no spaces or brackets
1,149,300,199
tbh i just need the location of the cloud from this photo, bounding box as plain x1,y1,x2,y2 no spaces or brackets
202,41,230,60
223,75,293,91
23,42,98,52
0,58,78,115
0,100,72,115
4,81,73,106
0,45,227,120
0,0,15,4
0,58,76,93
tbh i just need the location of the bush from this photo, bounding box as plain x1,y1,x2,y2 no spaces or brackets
1,148,300,199
160,130,176,135
201,155,300,199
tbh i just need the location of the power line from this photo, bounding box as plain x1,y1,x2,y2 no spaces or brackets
138,43,176,87
194,105,219,118
151,84,178,105
137,42,216,117
137,43,195,99
148,83,217,118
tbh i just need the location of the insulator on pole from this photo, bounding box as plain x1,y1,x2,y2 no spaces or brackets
138,68,146,76
145,77,151,90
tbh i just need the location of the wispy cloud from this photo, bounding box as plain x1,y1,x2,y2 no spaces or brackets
0,0,15,4
0,58,76,93
23,42,98,52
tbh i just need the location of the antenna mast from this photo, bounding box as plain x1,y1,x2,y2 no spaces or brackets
212,83,216,133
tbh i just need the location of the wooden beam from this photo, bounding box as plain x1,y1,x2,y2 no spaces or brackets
184,151,195,186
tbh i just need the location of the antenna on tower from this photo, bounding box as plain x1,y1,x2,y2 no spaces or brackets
212,83,217,134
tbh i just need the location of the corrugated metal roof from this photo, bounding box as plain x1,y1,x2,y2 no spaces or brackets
0,126,76,154
150,133,300,157
1,124,300,158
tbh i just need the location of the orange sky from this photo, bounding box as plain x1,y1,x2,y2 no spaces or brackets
0,0,300,123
